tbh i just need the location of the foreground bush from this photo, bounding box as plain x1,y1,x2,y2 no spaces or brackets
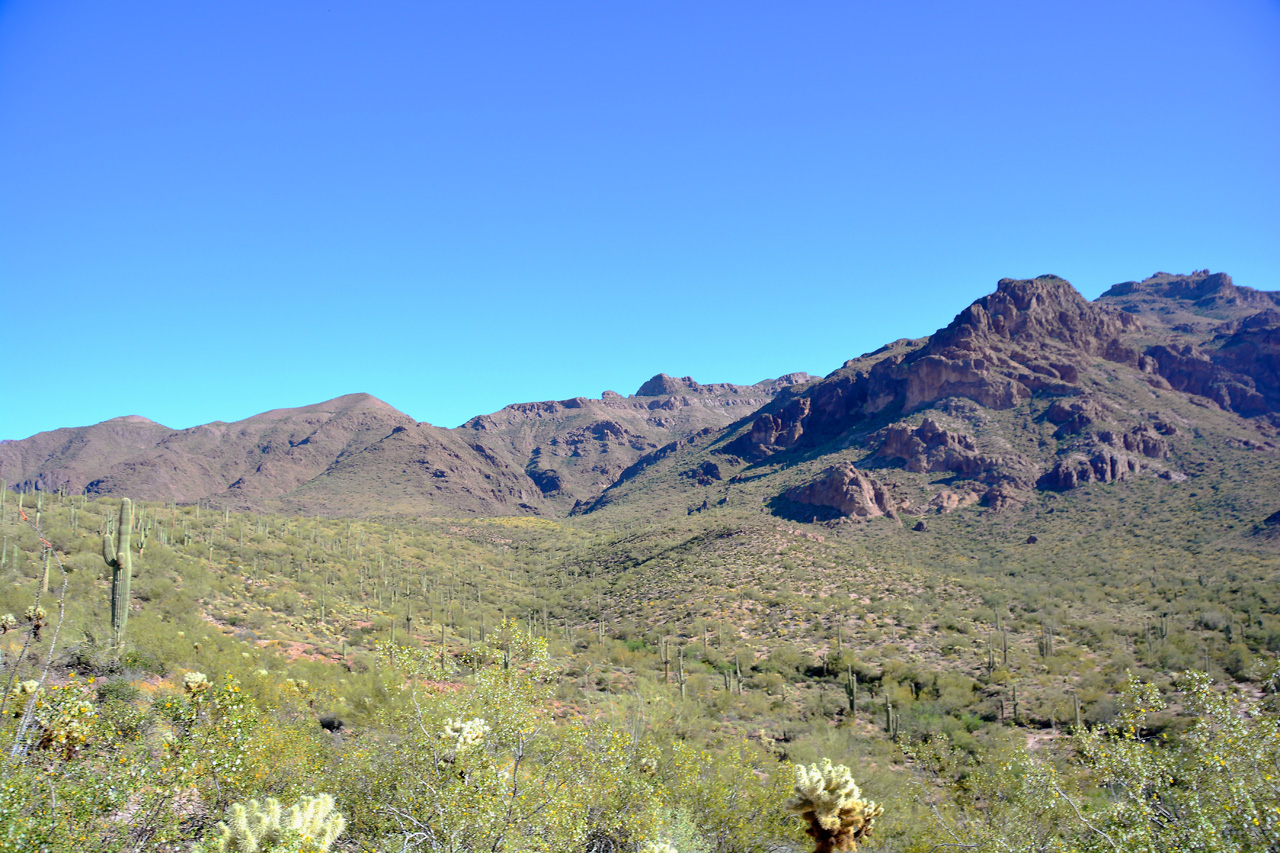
916,665,1280,853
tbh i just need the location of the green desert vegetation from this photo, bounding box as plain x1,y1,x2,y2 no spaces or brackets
1,480,1278,851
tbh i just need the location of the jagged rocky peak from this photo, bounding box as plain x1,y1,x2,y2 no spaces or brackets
634,372,815,397
1101,271,1280,325
636,374,702,396
930,274,1141,360
722,274,1156,465
1104,270,1248,303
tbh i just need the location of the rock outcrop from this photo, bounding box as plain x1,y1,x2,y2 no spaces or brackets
1037,450,1141,491
1100,271,1280,418
783,464,897,520
1044,397,1105,437
1143,345,1269,416
875,417,1034,487
1096,425,1170,459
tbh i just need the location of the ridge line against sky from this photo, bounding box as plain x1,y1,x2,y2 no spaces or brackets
2,1,1278,440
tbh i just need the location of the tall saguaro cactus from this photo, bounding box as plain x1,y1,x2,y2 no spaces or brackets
103,498,134,647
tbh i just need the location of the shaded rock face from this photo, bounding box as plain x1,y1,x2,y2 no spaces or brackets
725,275,1141,461
1097,425,1169,459
526,466,563,495
784,464,897,519
1100,272,1280,418
1144,345,1269,416
1213,311,1280,413
875,417,1034,487
1037,450,1141,491
1045,398,1104,437
681,461,722,486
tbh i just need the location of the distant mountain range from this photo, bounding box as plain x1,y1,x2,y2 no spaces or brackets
0,370,813,516
4,270,1278,537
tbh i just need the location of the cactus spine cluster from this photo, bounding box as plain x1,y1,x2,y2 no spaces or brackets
785,759,883,853
207,793,346,853
102,498,133,647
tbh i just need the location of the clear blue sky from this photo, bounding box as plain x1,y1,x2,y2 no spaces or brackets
2,1,1278,440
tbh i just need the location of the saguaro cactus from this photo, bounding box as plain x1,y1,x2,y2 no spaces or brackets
103,498,133,647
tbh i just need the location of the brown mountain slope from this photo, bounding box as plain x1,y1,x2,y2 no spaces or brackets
0,416,177,494
6,271,1277,525
0,375,812,517
262,421,551,517
0,394,542,516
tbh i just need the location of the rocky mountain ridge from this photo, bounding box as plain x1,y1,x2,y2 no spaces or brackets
3,271,1277,529
578,271,1280,530
0,375,812,517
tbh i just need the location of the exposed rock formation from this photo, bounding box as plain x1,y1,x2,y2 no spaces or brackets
1044,398,1105,437
783,464,897,520
1100,271,1280,418
1143,344,1269,416
681,461,723,485
467,372,812,509
1102,271,1279,317
875,417,1034,487
1096,425,1170,459
1037,450,1141,491
929,488,981,513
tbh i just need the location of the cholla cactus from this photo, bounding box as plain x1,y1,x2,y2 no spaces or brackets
23,605,46,639
640,842,679,853
785,759,883,853
184,671,213,695
11,679,41,716
207,793,346,853
442,717,490,752
0,613,16,633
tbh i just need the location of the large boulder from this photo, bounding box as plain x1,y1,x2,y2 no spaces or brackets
784,464,897,519
1038,450,1140,491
